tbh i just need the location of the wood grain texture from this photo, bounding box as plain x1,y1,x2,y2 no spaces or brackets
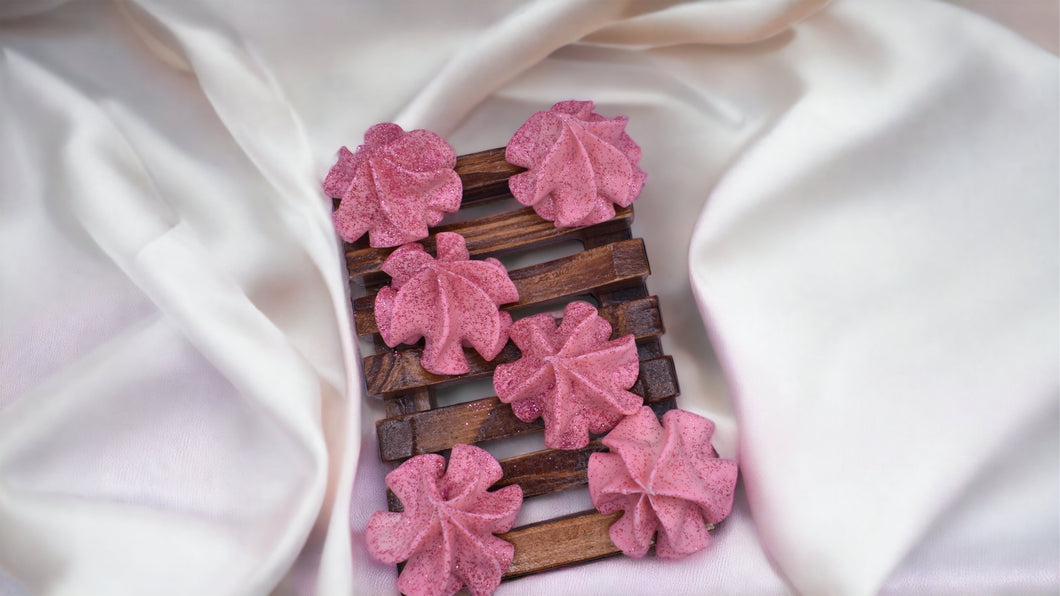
494,443,607,498
382,387,435,418
506,237,650,307
500,511,625,579
377,356,678,461
364,294,663,397
454,147,525,206
346,206,633,284
354,238,649,337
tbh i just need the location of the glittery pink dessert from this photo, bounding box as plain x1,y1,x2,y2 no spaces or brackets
324,122,462,247
505,100,647,228
492,301,641,450
366,444,523,596
588,406,737,559
375,232,520,376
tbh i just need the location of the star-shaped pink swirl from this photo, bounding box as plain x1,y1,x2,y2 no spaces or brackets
375,232,520,375
324,122,462,247
505,100,647,228
366,444,523,596
588,406,738,559
493,301,642,450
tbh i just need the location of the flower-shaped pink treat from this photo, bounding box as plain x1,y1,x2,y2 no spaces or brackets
366,444,523,596
324,122,462,247
588,406,737,559
505,100,646,228
375,232,520,375
493,301,641,449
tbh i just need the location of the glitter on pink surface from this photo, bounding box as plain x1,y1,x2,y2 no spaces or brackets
588,406,738,559
366,444,523,596
505,100,646,228
375,232,520,376
492,301,642,450
324,122,462,247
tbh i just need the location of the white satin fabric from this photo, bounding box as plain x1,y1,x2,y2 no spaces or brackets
1,1,1056,595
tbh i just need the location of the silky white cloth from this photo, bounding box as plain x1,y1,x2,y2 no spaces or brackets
1,1,1056,595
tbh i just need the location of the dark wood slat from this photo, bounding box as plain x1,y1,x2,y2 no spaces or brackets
355,238,649,337
386,488,404,514
454,147,524,207
334,147,521,259
346,206,633,283
501,512,714,580
583,227,633,249
495,442,606,498
378,356,678,461
382,388,435,418
506,237,650,307
636,339,664,361
500,511,624,579
364,294,663,397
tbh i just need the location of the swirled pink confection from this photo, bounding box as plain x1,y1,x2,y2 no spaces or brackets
366,444,523,596
375,232,520,376
588,406,737,559
324,122,462,247
493,301,641,450
505,100,646,228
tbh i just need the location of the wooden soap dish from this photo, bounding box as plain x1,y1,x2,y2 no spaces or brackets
343,148,679,583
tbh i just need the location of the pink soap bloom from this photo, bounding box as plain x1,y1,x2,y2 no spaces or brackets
324,122,462,247
375,232,520,376
505,100,646,228
588,406,738,559
366,444,523,596
493,301,642,450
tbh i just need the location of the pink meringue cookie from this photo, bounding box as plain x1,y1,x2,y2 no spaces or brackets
366,444,523,596
588,406,738,559
375,232,520,376
492,301,642,449
505,100,647,228
324,122,462,247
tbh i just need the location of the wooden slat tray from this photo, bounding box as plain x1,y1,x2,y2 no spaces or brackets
343,148,681,588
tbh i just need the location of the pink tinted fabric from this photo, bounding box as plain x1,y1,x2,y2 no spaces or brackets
493,301,641,449
365,444,522,596
325,122,461,247
505,100,646,227
589,407,737,559
375,232,519,375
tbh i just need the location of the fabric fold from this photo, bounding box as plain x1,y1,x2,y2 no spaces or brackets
688,2,1059,593
1,1,1056,595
